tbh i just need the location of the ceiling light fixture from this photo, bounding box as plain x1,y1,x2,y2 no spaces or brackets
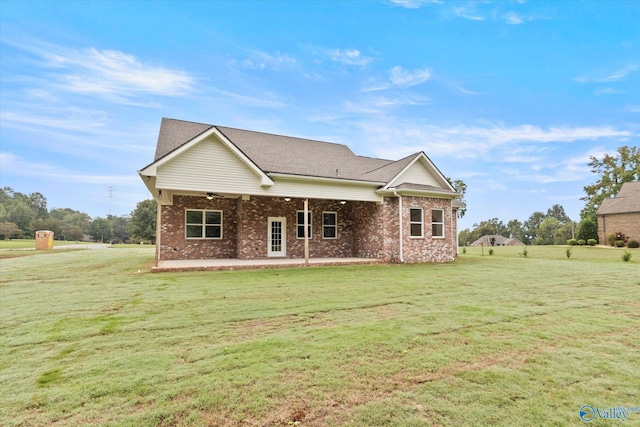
206,193,214,200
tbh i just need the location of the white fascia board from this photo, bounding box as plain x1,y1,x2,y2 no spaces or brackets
138,127,274,187
384,152,456,192
378,187,459,199
268,172,385,187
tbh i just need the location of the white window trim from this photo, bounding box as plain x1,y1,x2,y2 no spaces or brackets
296,210,312,239
432,208,445,239
322,211,338,239
409,207,424,238
185,209,223,239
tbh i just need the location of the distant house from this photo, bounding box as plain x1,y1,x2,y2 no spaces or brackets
139,118,465,266
470,235,524,247
596,181,640,244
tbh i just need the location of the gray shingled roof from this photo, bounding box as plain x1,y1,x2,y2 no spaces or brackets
470,235,524,246
596,181,640,215
153,117,423,183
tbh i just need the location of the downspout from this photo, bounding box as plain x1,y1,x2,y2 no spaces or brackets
455,207,459,256
304,198,309,264
155,191,162,267
393,189,404,263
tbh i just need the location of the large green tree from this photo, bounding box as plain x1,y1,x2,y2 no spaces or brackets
581,146,640,222
129,199,157,243
90,218,113,243
447,178,467,218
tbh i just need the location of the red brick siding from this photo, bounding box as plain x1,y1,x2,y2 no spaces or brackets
351,198,400,262
401,197,456,263
158,195,457,263
598,212,640,244
159,196,238,260
236,196,355,259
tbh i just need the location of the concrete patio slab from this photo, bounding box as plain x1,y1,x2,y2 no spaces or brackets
152,257,384,272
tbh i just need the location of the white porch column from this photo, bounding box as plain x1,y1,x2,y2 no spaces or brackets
304,198,310,264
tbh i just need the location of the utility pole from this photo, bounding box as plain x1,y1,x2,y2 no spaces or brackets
108,187,114,216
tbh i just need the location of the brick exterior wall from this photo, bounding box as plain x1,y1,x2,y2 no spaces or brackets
159,196,238,260
158,195,457,263
401,196,457,263
597,212,640,244
236,196,355,259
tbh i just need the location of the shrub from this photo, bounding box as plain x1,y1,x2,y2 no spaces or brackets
488,248,494,256
521,246,528,258
462,247,467,254
577,218,598,242
577,239,586,246
622,251,632,262
628,240,640,249
615,240,625,248
566,247,572,259
567,239,578,246
587,239,597,246
607,234,617,247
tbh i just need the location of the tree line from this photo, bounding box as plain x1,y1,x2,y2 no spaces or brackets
459,146,639,246
458,204,598,246
0,187,157,243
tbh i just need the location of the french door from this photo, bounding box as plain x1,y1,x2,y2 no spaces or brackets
267,217,286,257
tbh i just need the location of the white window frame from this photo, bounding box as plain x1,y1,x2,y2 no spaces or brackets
185,209,223,239
296,210,312,239
409,208,424,238
322,211,338,239
431,208,445,238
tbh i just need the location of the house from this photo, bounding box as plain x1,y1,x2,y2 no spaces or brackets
138,118,464,266
469,235,524,247
596,181,640,244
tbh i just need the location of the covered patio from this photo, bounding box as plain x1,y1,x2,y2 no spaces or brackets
152,257,384,272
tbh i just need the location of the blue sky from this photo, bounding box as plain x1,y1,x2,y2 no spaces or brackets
1,0,638,231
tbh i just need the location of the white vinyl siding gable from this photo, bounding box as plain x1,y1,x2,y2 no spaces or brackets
157,135,264,193
393,161,440,188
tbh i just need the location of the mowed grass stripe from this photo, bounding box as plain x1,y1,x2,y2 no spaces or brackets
1,245,638,426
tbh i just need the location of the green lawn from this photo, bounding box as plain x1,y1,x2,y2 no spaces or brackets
1,246,638,426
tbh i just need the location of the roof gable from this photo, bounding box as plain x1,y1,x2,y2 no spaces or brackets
596,181,640,215
157,134,268,194
384,152,455,192
144,118,457,192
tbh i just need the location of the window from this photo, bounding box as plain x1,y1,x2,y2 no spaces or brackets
322,211,337,239
409,208,423,238
185,209,222,239
296,211,312,239
432,209,444,238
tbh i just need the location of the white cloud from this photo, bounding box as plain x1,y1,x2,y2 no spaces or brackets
502,11,524,25
623,105,640,113
363,66,432,92
240,50,297,70
573,64,638,83
595,87,621,95
6,39,195,104
204,87,286,108
389,66,432,87
355,119,632,161
328,48,372,67
0,152,140,185
451,6,485,21
46,47,193,97
389,0,441,9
